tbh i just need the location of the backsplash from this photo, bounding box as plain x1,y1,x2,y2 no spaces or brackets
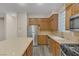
52,31,79,41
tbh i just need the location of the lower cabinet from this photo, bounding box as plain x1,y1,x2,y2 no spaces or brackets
38,35,48,45
38,35,61,56
23,41,33,56
48,37,61,56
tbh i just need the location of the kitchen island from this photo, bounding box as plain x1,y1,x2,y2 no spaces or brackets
0,37,32,56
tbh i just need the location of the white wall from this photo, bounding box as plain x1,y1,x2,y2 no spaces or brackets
0,18,5,41
58,4,66,32
58,11,66,32
17,13,27,37
5,13,17,40
0,12,28,41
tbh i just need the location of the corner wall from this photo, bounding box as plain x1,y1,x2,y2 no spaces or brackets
5,13,17,40
17,13,27,37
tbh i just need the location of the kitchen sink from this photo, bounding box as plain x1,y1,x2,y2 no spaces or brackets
61,44,79,56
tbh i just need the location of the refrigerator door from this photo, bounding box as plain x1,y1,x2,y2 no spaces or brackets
31,25,39,46
27,26,32,37
27,25,39,46
31,25,38,33
32,33,38,46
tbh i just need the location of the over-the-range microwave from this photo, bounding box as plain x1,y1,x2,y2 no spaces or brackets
70,14,79,31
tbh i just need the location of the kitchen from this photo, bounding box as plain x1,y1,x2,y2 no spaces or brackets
0,3,79,56
27,3,79,56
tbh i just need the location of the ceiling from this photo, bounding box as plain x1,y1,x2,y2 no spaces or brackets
0,3,65,18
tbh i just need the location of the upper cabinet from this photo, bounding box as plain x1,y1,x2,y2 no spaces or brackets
49,14,58,31
29,14,58,31
65,4,73,30
72,4,79,15
65,3,73,8
65,3,79,30
29,18,50,31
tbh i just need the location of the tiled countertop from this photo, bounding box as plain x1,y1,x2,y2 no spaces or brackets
0,37,32,56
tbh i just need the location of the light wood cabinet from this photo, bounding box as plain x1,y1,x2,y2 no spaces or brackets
48,37,61,56
66,4,73,30
38,35,48,45
29,19,39,25
49,14,58,31
66,3,79,16
55,41,61,56
29,18,50,31
65,3,79,30
29,14,58,31
65,3,73,8
23,41,33,56
72,4,79,15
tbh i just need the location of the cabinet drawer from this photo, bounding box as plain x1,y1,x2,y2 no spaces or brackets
38,35,48,45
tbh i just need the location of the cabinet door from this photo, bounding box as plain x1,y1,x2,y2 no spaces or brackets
38,35,48,45
27,41,32,56
23,41,32,56
49,14,58,31
51,39,56,56
48,38,53,52
50,20,54,30
65,3,73,8
55,42,61,56
48,39,61,56
66,4,79,30
48,38,56,55
66,6,72,30
71,4,75,15
74,4,79,15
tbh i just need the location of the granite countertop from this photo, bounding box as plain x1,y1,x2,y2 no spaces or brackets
39,31,79,44
0,37,32,56
48,34,79,44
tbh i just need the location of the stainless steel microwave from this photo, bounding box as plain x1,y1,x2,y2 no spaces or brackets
70,14,79,31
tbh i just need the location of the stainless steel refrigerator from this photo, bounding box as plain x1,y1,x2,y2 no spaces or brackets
27,25,39,46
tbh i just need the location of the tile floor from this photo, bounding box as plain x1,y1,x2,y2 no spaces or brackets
32,45,52,56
